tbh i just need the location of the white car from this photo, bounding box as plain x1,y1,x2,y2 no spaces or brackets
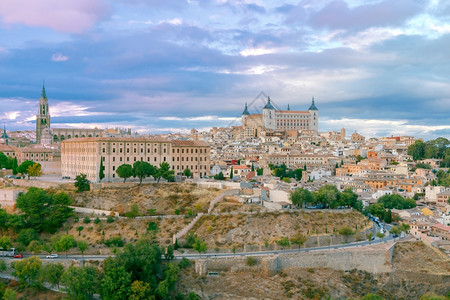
46,254,58,259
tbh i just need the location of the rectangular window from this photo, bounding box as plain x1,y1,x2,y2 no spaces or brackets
120,157,123,162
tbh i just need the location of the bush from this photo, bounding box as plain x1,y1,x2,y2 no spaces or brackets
276,237,290,247
246,257,257,266
179,258,191,269
94,217,101,224
83,216,91,224
106,216,115,223
103,237,124,247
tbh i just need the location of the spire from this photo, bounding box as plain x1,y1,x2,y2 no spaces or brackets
263,96,275,109
1,123,8,140
242,102,250,115
308,96,318,110
41,82,47,99
287,104,290,111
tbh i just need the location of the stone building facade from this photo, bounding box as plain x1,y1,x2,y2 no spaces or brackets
241,96,319,137
61,137,210,182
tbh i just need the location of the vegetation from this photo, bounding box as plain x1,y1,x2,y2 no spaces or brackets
365,194,416,222
270,164,305,180
16,187,74,233
99,158,105,181
74,173,90,192
183,168,192,178
214,172,224,180
408,137,450,167
116,163,133,182
290,186,363,211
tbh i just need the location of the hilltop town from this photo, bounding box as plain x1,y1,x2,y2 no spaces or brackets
0,88,449,299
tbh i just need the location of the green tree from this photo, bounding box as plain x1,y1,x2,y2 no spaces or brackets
384,209,393,224
214,172,224,180
193,238,207,255
99,158,105,181
183,168,192,178
61,265,102,300
16,187,73,233
378,194,416,210
155,162,174,183
156,263,179,299
17,160,35,179
0,152,8,168
133,161,155,184
290,188,314,208
316,184,339,207
230,167,233,179
41,263,64,288
55,235,77,258
3,288,17,300
12,157,18,175
256,168,263,176
164,245,174,260
408,140,426,160
366,232,373,244
78,241,88,258
100,266,132,300
0,236,11,250
116,164,133,183
42,243,54,255
74,173,90,192
77,226,84,236
11,256,42,287
27,240,42,254
389,226,401,239
147,221,158,232
376,232,385,239
338,226,354,243
17,228,38,247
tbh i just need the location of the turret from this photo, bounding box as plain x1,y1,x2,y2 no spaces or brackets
263,96,276,130
308,97,318,132
36,83,51,144
241,102,250,126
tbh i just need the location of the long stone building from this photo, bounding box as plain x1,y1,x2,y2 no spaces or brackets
61,137,210,182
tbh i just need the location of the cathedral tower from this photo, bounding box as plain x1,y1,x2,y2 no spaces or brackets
308,97,318,132
36,84,51,144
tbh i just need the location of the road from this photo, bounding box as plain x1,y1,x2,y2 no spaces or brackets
3,220,400,262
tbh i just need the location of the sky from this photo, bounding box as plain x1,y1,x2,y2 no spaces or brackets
0,0,449,140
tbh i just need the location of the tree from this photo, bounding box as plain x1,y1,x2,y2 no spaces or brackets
193,238,207,256
338,226,354,243
256,168,263,176
389,226,401,240
116,164,133,183
100,266,132,300
99,158,105,181
41,263,64,288
316,184,339,207
16,187,74,233
214,172,224,180
3,288,17,300
290,233,307,248
384,209,393,224
366,232,373,244
0,236,11,250
11,256,42,287
17,228,38,247
133,161,154,184
378,194,416,210
230,167,234,179
408,140,426,160
78,241,88,258
290,188,314,208
155,162,174,183
0,152,8,168
74,173,90,192
376,232,385,239
77,226,84,236
12,157,18,175
27,240,42,254
164,245,174,260
130,280,152,300
55,235,77,258
42,243,54,255
27,163,42,179
17,160,35,179
61,265,102,300
183,168,192,178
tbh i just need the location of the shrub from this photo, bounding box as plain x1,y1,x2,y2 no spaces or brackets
83,216,91,224
106,216,115,223
103,237,124,247
276,237,290,247
179,258,191,269
94,217,101,224
246,257,257,266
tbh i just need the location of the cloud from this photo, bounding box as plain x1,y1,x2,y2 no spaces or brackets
0,0,111,33
51,53,68,62
308,0,425,31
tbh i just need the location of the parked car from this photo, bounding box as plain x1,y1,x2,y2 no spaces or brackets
46,254,58,259
61,176,70,179
13,253,23,258
5,175,14,178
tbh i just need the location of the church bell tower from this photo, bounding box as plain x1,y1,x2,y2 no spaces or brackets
36,84,51,144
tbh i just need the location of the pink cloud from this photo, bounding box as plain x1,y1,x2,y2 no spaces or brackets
0,0,111,33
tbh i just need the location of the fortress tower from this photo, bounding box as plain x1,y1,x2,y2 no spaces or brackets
36,84,51,144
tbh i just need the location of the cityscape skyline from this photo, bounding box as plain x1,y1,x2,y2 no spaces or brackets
0,0,449,140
